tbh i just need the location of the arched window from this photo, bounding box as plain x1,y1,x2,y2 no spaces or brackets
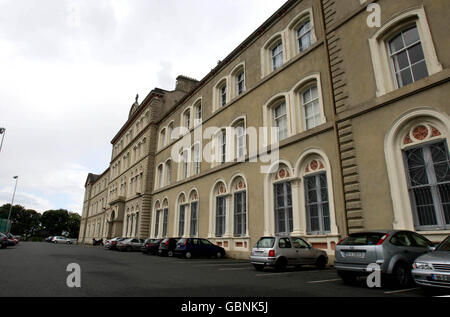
125,212,130,237
192,143,201,175
213,78,228,111
273,168,293,235
303,158,330,234
135,210,139,237
271,40,283,71
297,18,312,52
189,190,199,237
157,164,164,188
162,199,169,238
385,109,449,232
211,181,228,238
369,7,442,96
165,160,172,185
168,121,175,142
273,100,288,142
159,128,166,149
388,26,428,89
177,193,187,237
193,99,202,125
231,63,246,98
301,85,321,130
231,176,247,237
292,74,326,133
153,201,161,238
183,109,191,131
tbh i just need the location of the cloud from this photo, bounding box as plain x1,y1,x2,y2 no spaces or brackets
0,0,286,215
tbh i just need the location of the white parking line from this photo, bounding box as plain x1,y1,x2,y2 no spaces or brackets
175,260,248,264
193,263,251,267
384,287,421,294
255,272,291,277
306,279,341,284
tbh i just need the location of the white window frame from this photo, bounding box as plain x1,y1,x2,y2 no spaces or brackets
368,7,442,97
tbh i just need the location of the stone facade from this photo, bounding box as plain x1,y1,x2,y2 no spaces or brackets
78,0,450,259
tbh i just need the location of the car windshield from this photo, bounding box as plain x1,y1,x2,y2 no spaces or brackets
201,239,212,245
177,239,186,245
436,237,450,251
339,233,386,246
256,237,275,248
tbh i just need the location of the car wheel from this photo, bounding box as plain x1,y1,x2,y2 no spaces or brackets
253,264,264,271
315,256,327,270
275,257,288,272
338,271,357,284
392,262,412,288
216,251,223,259
185,251,192,259
168,250,174,257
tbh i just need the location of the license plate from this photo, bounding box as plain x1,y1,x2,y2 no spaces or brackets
432,274,450,282
343,251,365,258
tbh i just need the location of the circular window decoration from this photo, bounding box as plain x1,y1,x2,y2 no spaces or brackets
403,124,443,145
412,125,429,141
305,158,325,174
218,185,226,195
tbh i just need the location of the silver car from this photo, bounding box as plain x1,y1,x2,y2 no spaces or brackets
52,236,72,244
117,238,145,252
334,230,435,287
412,235,450,289
250,236,328,271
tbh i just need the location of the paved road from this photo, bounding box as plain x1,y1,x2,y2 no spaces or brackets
0,242,448,297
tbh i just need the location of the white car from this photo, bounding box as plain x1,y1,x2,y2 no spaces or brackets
52,236,72,244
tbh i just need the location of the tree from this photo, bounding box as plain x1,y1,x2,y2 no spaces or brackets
40,209,70,236
67,212,81,238
0,204,40,238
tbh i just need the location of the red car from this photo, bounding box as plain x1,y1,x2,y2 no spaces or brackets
7,233,19,245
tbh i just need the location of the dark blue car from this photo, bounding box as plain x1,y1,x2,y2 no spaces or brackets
175,238,225,259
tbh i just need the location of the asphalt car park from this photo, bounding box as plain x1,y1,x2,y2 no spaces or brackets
1,242,449,297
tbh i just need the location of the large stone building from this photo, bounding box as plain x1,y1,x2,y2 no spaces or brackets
78,0,450,259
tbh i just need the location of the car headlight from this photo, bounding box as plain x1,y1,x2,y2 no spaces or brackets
413,262,434,270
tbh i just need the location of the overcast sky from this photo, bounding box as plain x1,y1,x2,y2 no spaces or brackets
0,0,287,214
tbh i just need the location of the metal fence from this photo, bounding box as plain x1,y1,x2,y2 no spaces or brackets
0,218,11,233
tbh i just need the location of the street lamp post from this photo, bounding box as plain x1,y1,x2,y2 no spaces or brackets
0,127,5,153
7,176,19,234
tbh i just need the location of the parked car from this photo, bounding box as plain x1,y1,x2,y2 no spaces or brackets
0,232,8,249
159,237,181,257
334,230,435,287
45,236,54,243
105,237,125,250
412,235,450,289
1,233,16,247
141,238,163,255
175,238,226,259
51,236,72,244
250,236,328,271
117,238,145,252
6,233,19,245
